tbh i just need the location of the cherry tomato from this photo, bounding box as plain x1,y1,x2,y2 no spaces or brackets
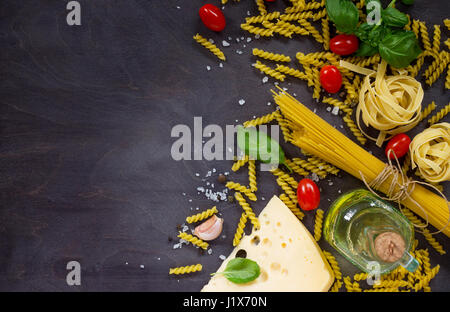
265,0,276,2
199,4,226,32
329,34,359,56
385,133,411,160
297,179,320,211
319,65,342,93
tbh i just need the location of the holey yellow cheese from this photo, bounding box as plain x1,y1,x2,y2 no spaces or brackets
202,195,334,292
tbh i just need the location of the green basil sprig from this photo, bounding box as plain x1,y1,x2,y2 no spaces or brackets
381,7,409,28
326,0,422,68
378,30,422,68
325,0,359,34
237,126,291,171
212,258,260,284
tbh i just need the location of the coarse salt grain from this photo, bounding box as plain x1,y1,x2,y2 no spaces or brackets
262,76,269,83
222,40,230,47
238,99,246,105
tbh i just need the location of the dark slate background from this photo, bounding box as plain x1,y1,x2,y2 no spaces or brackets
0,0,448,291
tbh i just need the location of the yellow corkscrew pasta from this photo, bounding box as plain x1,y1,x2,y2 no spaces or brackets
424,51,450,86
322,17,330,50
193,33,226,61
186,206,218,223
279,193,304,220
307,156,340,176
248,159,257,192
274,112,294,142
226,181,257,201
261,21,294,38
270,168,298,188
233,212,248,246
255,0,267,16
243,110,280,128
284,159,309,176
254,60,286,81
413,265,440,292
342,112,368,145
291,157,327,178
245,12,280,24
275,64,309,80
314,209,324,241
276,177,298,204
418,21,432,53
419,101,437,122
275,20,309,36
427,104,450,126
401,208,447,255
178,232,209,250
297,19,323,43
169,264,202,275
232,155,249,172
240,23,274,37
432,25,441,56
234,192,260,229
252,48,291,62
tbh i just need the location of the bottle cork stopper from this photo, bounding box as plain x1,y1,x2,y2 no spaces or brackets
374,232,406,263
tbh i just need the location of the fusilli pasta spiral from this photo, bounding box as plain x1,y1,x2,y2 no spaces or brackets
226,181,257,201
178,232,209,250
254,60,286,81
235,192,260,229
186,206,218,223
233,212,248,246
252,48,291,62
193,33,226,61
169,264,202,275
314,209,324,241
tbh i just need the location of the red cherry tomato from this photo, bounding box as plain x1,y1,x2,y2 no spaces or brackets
385,133,411,160
265,0,276,2
329,34,359,56
297,179,321,211
319,65,342,93
199,4,226,32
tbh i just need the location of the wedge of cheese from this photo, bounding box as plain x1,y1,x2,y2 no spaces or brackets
201,195,334,292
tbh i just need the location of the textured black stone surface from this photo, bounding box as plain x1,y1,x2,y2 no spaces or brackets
0,0,448,291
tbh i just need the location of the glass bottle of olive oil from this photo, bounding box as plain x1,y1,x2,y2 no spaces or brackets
323,189,419,274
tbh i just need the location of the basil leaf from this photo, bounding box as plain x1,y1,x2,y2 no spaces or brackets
326,0,360,34
356,42,379,56
378,30,422,68
381,7,409,28
401,0,414,5
368,24,391,47
355,23,374,42
220,258,260,284
237,126,286,167
356,24,391,48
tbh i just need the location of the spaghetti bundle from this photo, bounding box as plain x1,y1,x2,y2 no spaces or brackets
273,89,450,237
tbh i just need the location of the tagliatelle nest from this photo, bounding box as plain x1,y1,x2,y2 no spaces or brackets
410,122,450,183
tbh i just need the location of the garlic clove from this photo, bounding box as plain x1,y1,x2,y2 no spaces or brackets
194,215,223,241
